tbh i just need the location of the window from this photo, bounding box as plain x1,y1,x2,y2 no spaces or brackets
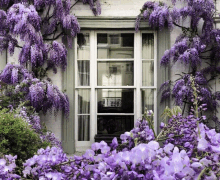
75,30,157,149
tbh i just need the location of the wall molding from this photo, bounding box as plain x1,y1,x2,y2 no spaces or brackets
77,16,150,29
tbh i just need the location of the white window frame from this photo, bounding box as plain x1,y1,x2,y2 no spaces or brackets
75,30,157,151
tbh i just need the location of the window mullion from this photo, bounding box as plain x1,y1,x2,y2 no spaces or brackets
135,31,142,121
154,31,158,134
90,30,96,144
74,36,78,142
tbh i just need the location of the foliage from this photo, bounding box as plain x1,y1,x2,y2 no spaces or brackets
136,0,220,127
0,108,50,168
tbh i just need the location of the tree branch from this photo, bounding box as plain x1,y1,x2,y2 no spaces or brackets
70,0,80,9
43,32,64,41
15,44,23,48
173,22,191,31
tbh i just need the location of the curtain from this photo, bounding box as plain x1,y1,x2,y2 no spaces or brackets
78,61,90,86
78,89,90,141
142,89,154,114
78,115,90,141
142,34,154,86
142,34,154,59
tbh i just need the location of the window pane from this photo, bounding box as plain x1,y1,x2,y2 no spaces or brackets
97,33,134,59
98,62,134,86
78,60,90,86
78,89,90,114
97,115,133,135
142,61,154,86
77,33,90,60
142,89,154,114
142,33,154,59
98,89,134,113
78,115,90,141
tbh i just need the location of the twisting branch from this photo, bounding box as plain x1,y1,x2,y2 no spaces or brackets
70,0,80,9
15,44,23,48
43,32,64,41
173,22,191,31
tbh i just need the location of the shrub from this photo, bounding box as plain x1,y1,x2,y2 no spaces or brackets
0,109,50,167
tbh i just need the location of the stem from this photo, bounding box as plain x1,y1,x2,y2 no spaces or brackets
70,0,80,9
197,168,208,180
182,101,186,115
156,129,164,141
147,116,157,138
44,32,64,41
157,135,183,142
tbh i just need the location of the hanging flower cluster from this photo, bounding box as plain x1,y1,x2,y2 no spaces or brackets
0,0,100,74
0,63,69,116
0,63,33,85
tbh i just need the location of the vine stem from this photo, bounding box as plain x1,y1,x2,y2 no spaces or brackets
197,167,208,180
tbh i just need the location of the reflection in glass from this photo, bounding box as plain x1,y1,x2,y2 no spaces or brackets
78,89,90,114
142,61,154,86
77,33,90,60
98,89,133,113
97,115,133,135
142,89,154,114
78,115,90,141
98,62,134,86
78,60,90,86
142,34,154,59
97,33,134,59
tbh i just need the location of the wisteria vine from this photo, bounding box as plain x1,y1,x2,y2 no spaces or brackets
136,0,220,128
0,0,101,78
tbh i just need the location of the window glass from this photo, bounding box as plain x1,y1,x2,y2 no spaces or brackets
97,61,134,86
78,115,90,141
97,33,134,59
97,89,134,113
78,60,90,86
78,89,90,114
77,33,90,60
97,115,133,135
142,33,154,59
142,89,154,114
142,61,154,86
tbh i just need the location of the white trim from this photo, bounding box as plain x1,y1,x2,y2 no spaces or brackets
77,17,151,29
90,30,96,145
154,31,158,134
74,37,78,143
75,87,91,89
142,59,154,61
97,113,134,115
135,31,142,121
95,86,135,89
141,87,156,89
97,59,134,61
